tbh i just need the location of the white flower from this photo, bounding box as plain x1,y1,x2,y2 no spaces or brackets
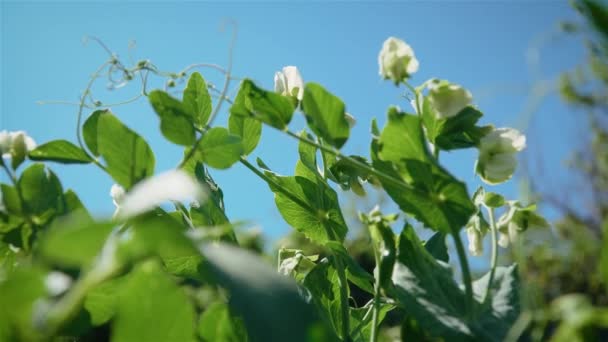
427,79,473,119
498,231,510,248
110,184,126,208
378,37,419,84
476,128,526,185
466,227,483,256
274,66,304,101
0,130,36,159
45,271,72,296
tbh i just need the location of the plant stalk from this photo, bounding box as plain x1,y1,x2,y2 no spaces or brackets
370,246,382,342
485,207,499,303
452,231,474,320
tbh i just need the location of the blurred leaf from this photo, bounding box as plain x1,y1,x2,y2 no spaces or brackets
424,232,449,263
230,79,295,130
1,184,22,215
301,83,350,149
149,90,196,146
28,140,93,164
84,276,127,326
183,72,212,129
18,163,63,223
197,301,247,342
112,261,196,342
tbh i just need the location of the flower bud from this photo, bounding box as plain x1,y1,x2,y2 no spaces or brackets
274,66,304,101
378,37,419,84
427,79,473,119
476,128,526,185
110,184,126,208
8,131,36,163
0,131,11,156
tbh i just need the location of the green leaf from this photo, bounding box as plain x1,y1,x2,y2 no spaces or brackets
424,232,449,263
325,241,374,294
63,189,91,219
112,261,196,342
82,110,104,156
88,110,155,188
422,103,492,151
303,259,346,338
230,79,295,130
1,184,22,215
228,111,262,156
18,163,63,223
38,215,114,269
349,302,393,342
301,83,350,149
84,276,127,325
28,140,93,164
200,243,335,342
197,301,247,342
391,226,519,341
372,108,475,233
261,166,348,244
183,72,212,129
197,127,243,169
149,90,196,146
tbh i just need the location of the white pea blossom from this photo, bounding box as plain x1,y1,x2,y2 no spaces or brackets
274,66,304,101
476,128,526,185
466,227,483,256
378,37,419,84
427,79,473,119
110,184,126,208
45,271,72,296
0,130,36,159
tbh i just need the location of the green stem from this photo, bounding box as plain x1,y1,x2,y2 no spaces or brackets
370,246,382,342
452,231,474,320
485,207,498,303
333,256,351,341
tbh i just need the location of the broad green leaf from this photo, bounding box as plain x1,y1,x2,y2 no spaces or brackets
18,163,63,223
391,226,519,341
325,241,374,294
422,102,492,151
183,72,212,129
63,189,91,220
390,225,473,340
197,301,247,342
372,108,475,233
228,111,262,156
303,259,346,339
38,215,114,269
349,302,393,342
149,90,196,146
84,276,127,325
28,140,93,164
424,232,449,262
230,79,295,130
82,110,104,156
301,83,350,149
261,165,348,244
200,243,335,342
112,261,196,342
89,110,155,188
197,127,243,169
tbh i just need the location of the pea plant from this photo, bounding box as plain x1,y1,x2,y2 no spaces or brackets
0,35,548,341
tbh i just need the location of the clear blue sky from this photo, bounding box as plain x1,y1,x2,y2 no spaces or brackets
1,1,582,247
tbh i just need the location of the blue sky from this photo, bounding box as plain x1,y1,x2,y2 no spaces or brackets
1,2,583,249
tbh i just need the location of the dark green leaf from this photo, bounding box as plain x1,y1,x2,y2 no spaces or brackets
200,243,335,342
372,108,475,233
28,140,93,164
197,127,243,169
230,79,295,130
112,261,196,342
1,184,22,215
93,110,155,188
349,302,393,342
424,232,449,262
422,103,492,151
149,90,196,146
326,241,374,294
228,111,262,156
301,83,350,149
197,301,247,342
84,276,127,325
183,72,212,129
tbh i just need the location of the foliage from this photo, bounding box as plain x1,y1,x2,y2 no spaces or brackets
0,28,547,342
